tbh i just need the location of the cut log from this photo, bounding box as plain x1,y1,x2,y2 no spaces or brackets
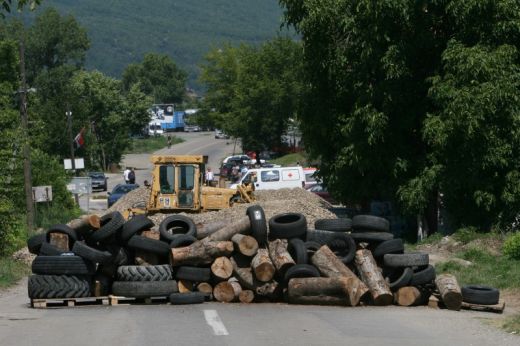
228,278,242,302
141,230,160,240
230,257,279,298
204,216,250,242
461,300,505,313
354,249,393,306
67,215,101,235
170,241,234,266
435,274,462,311
213,280,241,302
251,248,276,282
49,233,69,251
94,280,102,297
197,282,213,296
211,257,233,281
428,295,440,309
394,286,423,306
239,290,255,303
231,234,258,257
178,280,193,293
268,239,295,277
196,220,229,239
287,277,352,306
135,230,160,265
311,245,369,306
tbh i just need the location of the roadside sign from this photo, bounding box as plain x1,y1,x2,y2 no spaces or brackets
64,158,85,170
67,177,92,194
32,186,53,202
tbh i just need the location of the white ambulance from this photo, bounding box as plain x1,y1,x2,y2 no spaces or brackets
230,166,305,190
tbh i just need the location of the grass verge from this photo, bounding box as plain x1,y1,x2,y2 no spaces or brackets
124,135,183,154
503,314,520,334
0,257,30,289
271,152,307,166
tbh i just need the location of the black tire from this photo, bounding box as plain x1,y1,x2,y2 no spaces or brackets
304,241,322,259
112,280,178,298
93,274,112,296
27,233,46,255
39,242,66,256
386,267,413,291
352,215,390,232
127,235,170,257
169,292,205,305
283,264,320,286
410,265,436,286
72,241,113,264
28,275,91,299
170,234,197,248
306,229,337,245
371,238,404,258
120,215,155,244
287,238,308,265
461,285,500,305
351,232,394,244
384,252,429,267
89,212,124,243
117,265,173,281
175,266,211,282
269,213,307,240
159,215,197,242
103,244,132,266
46,224,78,248
247,205,268,246
314,218,352,232
32,255,95,275
326,233,356,264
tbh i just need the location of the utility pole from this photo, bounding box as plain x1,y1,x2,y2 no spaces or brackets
19,39,35,231
66,104,79,205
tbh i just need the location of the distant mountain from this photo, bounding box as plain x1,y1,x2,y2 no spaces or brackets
37,0,286,89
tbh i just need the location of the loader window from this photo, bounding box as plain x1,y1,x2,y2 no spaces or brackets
159,165,175,193
179,165,195,190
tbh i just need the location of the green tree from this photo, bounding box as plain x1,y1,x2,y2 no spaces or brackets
122,53,187,104
0,0,40,17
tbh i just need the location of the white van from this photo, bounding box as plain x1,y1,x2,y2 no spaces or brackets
230,166,305,190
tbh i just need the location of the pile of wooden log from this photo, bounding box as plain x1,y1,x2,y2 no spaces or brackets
25,210,500,312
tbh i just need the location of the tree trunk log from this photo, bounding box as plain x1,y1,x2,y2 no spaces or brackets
268,239,295,277
311,245,369,306
170,241,234,266
204,216,250,242
394,286,430,306
230,257,279,298
197,282,213,298
354,249,393,306
178,280,193,293
213,281,241,302
196,220,229,239
67,215,100,236
211,256,233,281
231,234,258,257
251,248,276,282
435,274,462,311
239,290,255,303
141,230,159,240
49,233,69,251
287,277,352,306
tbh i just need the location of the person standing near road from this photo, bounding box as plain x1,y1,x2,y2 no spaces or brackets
167,135,172,149
123,167,131,184
205,167,214,186
128,168,136,184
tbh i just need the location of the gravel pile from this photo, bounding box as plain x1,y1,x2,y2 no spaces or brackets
106,187,337,228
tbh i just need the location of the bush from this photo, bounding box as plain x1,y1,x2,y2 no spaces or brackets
503,232,520,260
452,226,479,244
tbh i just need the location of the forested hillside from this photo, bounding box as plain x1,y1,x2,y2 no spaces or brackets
36,0,285,88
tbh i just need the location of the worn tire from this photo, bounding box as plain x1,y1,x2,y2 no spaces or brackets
384,252,429,268
386,267,413,291
306,229,337,245
169,292,205,305
170,234,197,248
269,213,307,240
287,238,308,265
351,232,394,244
32,255,95,275
461,285,500,305
46,224,78,248
120,215,155,244
72,241,113,264
127,235,170,257
371,238,404,258
304,241,322,259
352,215,390,232
247,205,268,246
283,264,320,286
27,233,46,255
314,218,352,232
410,265,436,286
116,265,173,281
112,280,178,298
39,242,67,256
326,233,356,264
89,212,124,243
159,215,197,242
175,266,211,282
28,275,91,299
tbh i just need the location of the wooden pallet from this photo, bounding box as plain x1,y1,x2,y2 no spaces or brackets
31,296,110,309
461,299,505,313
108,295,169,305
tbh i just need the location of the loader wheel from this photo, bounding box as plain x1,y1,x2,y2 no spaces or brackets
159,215,197,242
28,275,91,299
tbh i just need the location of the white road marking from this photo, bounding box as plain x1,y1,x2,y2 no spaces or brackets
204,309,229,336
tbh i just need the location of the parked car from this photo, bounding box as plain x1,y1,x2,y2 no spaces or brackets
88,172,108,191
184,125,201,132
303,167,318,189
223,154,251,165
215,129,230,139
107,183,139,207
306,184,337,204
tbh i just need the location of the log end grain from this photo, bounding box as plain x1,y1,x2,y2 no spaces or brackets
214,282,235,303
239,290,255,303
